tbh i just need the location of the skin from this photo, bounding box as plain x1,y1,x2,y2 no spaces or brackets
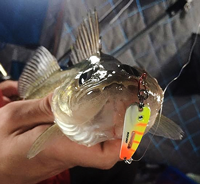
0,81,121,184
0,80,18,106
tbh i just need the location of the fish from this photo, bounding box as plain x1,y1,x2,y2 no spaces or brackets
18,11,183,159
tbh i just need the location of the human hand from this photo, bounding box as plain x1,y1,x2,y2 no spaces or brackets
0,95,121,184
0,80,18,107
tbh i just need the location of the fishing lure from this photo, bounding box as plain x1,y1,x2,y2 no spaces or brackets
120,73,150,163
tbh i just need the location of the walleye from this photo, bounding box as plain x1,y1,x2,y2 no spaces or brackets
18,11,183,159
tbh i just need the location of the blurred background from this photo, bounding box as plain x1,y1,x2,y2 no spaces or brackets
0,0,200,183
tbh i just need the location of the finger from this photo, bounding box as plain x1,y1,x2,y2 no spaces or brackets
0,80,18,97
0,94,54,133
2,96,11,105
88,139,122,169
0,91,11,107
48,137,122,169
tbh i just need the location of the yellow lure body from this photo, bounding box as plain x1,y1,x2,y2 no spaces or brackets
120,104,151,160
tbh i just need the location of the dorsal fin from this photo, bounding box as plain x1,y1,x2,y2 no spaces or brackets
70,10,101,64
18,46,61,99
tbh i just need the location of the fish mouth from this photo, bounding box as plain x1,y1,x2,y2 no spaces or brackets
76,75,138,101
102,80,138,94
104,82,136,89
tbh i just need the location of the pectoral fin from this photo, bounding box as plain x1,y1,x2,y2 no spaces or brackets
148,115,184,140
27,124,63,159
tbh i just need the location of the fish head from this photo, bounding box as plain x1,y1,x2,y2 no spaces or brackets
52,53,164,145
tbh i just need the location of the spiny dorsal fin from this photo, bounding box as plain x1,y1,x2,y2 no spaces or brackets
18,46,61,99
148,115,184,140
70,10,101,64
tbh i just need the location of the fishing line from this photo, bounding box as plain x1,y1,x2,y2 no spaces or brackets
163,24,200,94
129,23,200,163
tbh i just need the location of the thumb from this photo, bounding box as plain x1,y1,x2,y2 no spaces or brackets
1,94,54,134
31,94,54,123
20,94,54,124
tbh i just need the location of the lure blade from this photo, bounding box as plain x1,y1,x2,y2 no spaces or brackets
120,104,151,161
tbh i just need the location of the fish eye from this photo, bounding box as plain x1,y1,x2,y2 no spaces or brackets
120,64,140,77
79,68,93,85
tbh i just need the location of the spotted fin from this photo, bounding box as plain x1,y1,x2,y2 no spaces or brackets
70,10,101,64
27,124,63,159
18,46,61,99
149,115,184,140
